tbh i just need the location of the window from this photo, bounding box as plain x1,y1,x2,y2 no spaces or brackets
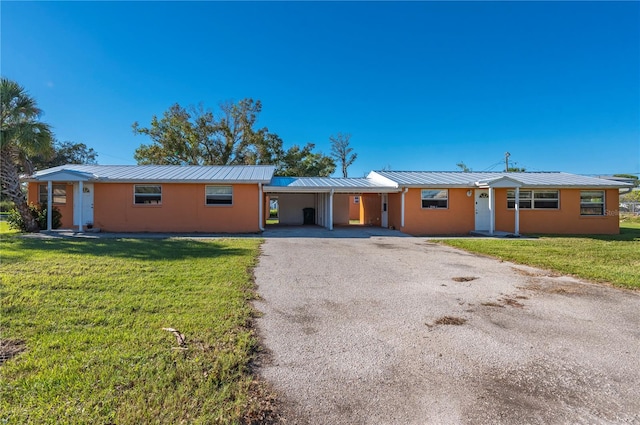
134,185,162,204
533,190,559,209
421,189,448,209
507,190,558,209
580,191,605,216
39,184,67,205
206,185,233,205
507,190,532,209
353,196,360,204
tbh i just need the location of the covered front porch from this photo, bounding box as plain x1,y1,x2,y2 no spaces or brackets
26,169,96,232
474,176,523,236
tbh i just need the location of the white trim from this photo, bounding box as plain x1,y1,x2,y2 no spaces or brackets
489,187,495,235
329,189,334,230
47,181,52,231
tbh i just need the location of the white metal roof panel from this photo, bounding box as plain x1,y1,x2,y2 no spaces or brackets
28,165,276,183
265,177,398,193
369,171,631,188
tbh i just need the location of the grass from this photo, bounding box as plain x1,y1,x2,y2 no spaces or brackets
0,221,18,235
0,235,270,424
438,217,640,289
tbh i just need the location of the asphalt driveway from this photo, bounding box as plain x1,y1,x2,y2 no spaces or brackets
253,228,640,424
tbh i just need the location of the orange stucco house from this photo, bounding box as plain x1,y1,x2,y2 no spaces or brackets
26,165,630,235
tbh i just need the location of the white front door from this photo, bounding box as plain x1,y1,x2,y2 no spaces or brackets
74,183,94,226
381,194,388,228
475,189,490,231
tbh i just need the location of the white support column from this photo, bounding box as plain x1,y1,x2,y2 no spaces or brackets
47,181,53,231
489,187,495,235
514,187,520,236
400,188,408,228
258,183,264,231
78,181,84,233
328,189,334,230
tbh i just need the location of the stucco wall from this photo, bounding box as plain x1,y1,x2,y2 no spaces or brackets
400,188,475,235
88,183,260,232
494,188,620,234
361,193,382,226
278,193,316,225
348,196,360,221
333,194,350,225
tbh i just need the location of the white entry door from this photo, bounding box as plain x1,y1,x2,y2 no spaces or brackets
475,189,490,231
74,183,94,226
381,194,388,228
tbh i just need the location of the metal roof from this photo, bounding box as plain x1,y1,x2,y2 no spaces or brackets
28,164,276,183
265,177,398,193
369,171,632,188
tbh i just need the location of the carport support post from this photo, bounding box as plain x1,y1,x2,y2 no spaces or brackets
514,187,520,236
489,187,495,235
329,189,334,230
47,181,52,231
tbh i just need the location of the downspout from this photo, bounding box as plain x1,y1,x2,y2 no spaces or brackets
258,183,264,231
329,189,334,230
400,187,408,228
47,181,52,231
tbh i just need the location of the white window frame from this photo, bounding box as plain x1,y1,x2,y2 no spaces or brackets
421,189,448,209
353,196,360,204
134,185,162,205
507,189,559,210
39,184,67,205
580,190,605,216
205,185,233,206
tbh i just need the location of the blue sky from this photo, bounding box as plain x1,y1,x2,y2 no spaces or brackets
2,1,639,177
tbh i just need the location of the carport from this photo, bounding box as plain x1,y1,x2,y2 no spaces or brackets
263,177,398,230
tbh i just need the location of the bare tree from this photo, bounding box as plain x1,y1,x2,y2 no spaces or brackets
329,133,357,178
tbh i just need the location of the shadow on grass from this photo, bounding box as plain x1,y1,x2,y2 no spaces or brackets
1,236,254,264
525,226,640,242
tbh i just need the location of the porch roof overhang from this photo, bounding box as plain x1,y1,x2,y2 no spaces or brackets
474,176,523,189
264,177,399,194
26,169,98,182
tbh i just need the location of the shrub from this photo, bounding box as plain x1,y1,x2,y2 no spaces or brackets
6,203,62,231
0,199,14,212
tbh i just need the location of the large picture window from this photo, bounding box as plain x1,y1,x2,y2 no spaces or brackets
134,185,162,205
580,191,605,216
206,185,233,205
39,184,67,205
507,190,558,209
421,189,448,209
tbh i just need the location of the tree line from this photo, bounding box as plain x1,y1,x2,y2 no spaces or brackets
1,77,357,232
132,100,356,178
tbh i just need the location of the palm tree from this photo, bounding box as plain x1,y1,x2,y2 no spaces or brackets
1,78,54,232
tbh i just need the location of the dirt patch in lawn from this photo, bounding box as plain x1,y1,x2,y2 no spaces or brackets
0,339,26,365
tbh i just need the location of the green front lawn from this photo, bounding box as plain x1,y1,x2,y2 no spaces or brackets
0,235,270,424
439,219,640,289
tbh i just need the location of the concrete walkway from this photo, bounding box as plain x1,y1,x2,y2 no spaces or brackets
253,233,640,424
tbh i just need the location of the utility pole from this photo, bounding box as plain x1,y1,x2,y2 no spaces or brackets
505,152,511,172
